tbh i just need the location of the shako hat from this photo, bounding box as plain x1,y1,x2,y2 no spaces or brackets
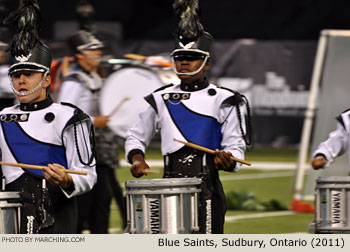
170,0,213,75
68,30,103,53
4,0,52,76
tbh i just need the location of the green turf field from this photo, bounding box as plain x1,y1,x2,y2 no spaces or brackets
108,147,314,234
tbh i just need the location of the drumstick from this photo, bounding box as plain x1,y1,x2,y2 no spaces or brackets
144,169,160,174
0,162,88,175
124,53,173,67
173,138,252,166
108,95,131,117
132,161,160,174
124,53,146,60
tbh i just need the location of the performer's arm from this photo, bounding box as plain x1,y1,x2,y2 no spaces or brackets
218,104,246,172
125,106,158,177
311,123,349,169
59,119,97,197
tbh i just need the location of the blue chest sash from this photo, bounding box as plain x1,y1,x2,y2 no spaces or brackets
165,100,222,150
1,121,68,176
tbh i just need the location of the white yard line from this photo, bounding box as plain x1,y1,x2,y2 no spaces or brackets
225,211,295,222
220,171,294,181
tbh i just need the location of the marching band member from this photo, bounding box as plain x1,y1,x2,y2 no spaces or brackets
311,109,350,171
57,30,125,233
0,0,96,233
125,0,252,234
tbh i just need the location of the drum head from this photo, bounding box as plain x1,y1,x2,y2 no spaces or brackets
100,66,164,138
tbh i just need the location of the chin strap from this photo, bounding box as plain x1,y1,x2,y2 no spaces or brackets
80,50,102,64
11,71,49,97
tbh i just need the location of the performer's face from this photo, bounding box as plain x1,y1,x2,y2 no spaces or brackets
77,49,102,72
174,57,210,84
11,71,50,104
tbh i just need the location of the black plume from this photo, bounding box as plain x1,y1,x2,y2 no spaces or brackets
3,0,41,57
76,0,95,32
173,0,203,45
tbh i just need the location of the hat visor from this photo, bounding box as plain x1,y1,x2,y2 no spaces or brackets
9,63,47,76
171,49,210,57
77,43,104,51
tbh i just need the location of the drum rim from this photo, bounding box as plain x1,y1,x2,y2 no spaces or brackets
125,178,202,188
316,176,350,183
0,191,21,199
0,203,22,207
126,188,202,195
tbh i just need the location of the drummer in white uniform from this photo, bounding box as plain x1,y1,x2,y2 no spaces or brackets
0,0,97,233
57,30,126,233
125,0,252,234
311,108,350,172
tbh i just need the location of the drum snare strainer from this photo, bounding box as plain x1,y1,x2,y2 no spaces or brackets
125,178,201,234
315,176,350,233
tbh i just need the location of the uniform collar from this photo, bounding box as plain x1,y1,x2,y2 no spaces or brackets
20,96,53,111
180,79,209,91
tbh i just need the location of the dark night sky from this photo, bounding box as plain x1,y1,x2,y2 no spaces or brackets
3,0,350,40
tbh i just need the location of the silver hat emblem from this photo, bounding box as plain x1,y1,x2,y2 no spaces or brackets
15,52,32,62
179,41,195,49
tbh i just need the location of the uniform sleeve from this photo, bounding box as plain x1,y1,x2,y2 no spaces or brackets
61,120,97,198
57,80,81,104
124,106,158,163
220,104,246,172
0,69,13,95
311,123,349,167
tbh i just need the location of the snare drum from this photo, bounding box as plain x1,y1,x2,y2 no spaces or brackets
125,178,201,234
0,191,22,234
99,65,180,138
315,176,350,233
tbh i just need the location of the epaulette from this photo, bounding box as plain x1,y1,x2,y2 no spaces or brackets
153,83,174,93
62,72,82,83
219,87,245,106
144,94,158,114
336,115,345,129
61,102,91,129
336,108,350,129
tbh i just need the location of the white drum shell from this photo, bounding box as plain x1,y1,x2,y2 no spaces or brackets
100,66,179,138
125,178,201,234
315,176,350,233
0,191,22,234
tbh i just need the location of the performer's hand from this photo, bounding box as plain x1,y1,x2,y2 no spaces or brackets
93,115,109,128
311,155,327,170
61,56,74,77
130,154,150,178
43,163,73,188
214,150,236,171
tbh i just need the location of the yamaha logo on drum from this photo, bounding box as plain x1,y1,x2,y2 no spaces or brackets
149,199,161,233
331,191,342,225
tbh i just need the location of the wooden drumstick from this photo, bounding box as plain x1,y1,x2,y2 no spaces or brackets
108,95,131,117
124,53,173,67
124,53,146,60
173,138,252,166
0,162,88,175
144,169,160,174
132,161,160,174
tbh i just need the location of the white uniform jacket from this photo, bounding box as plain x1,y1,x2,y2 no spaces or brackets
125,82,246,171
312,109,350,168
0,98,97,197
